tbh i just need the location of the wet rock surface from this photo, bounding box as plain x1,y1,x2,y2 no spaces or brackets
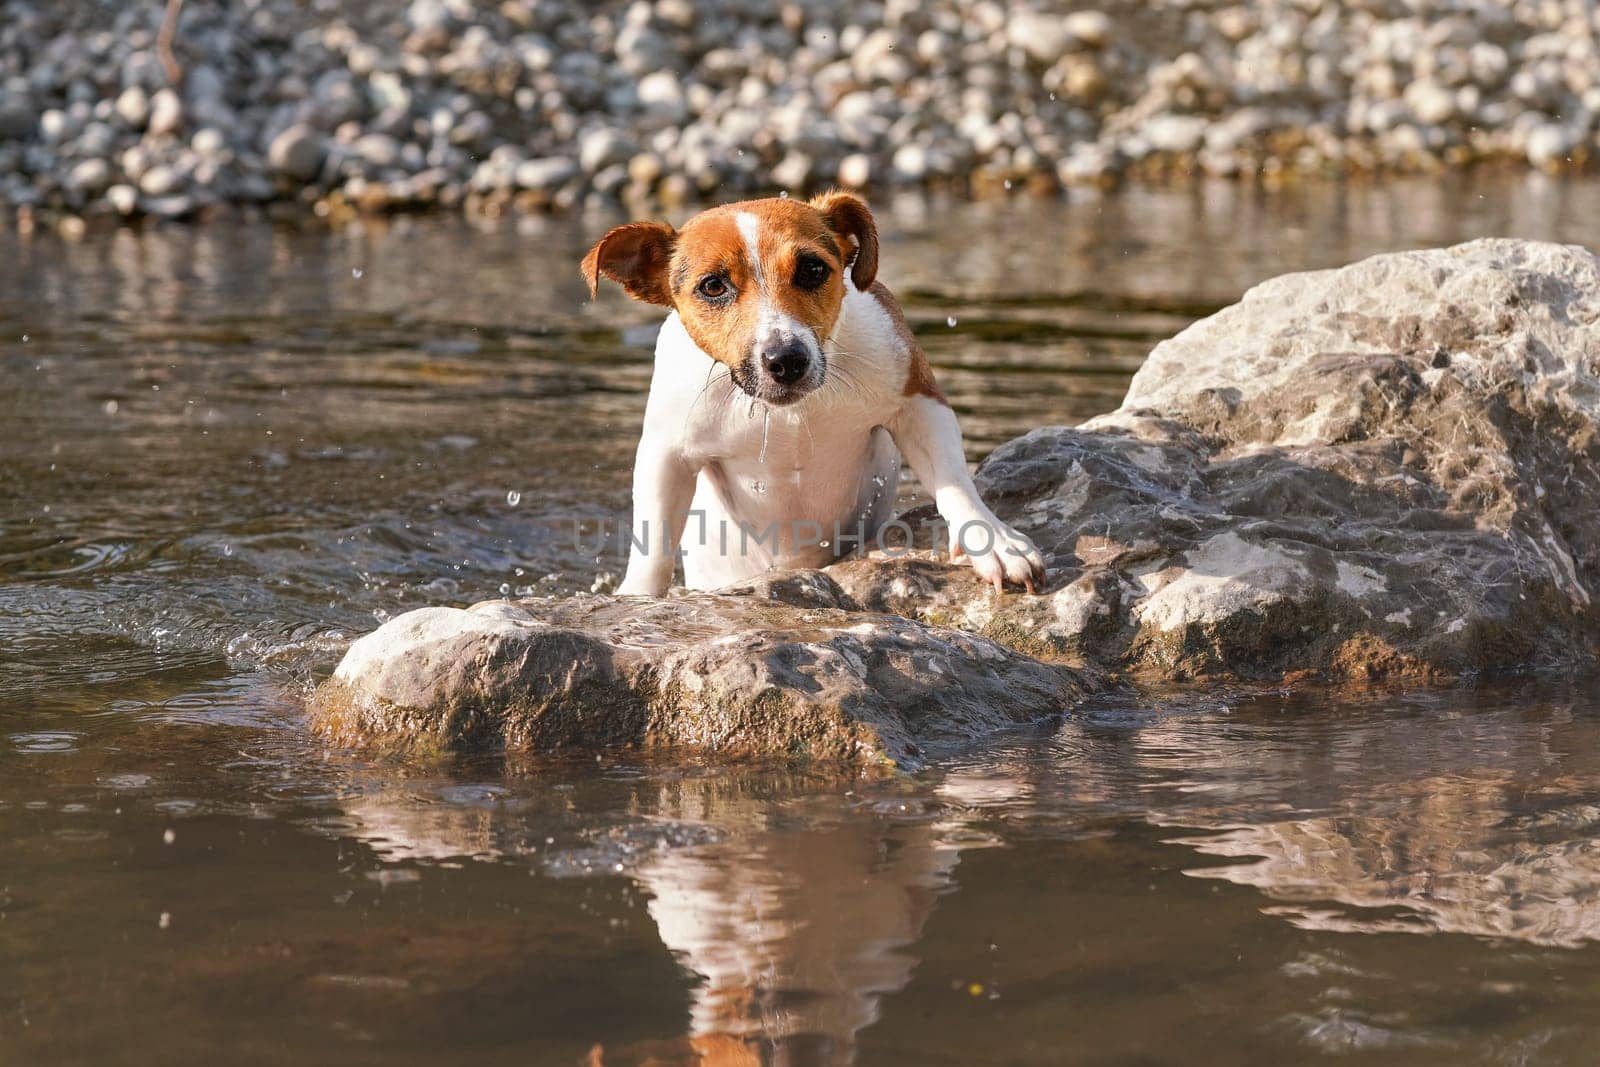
312,580,1088,768
854,238,1600,683
317,239,1600,761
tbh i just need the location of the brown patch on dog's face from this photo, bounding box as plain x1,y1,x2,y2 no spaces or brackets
581,194,881,406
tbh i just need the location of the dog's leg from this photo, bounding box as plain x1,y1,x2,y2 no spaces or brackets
889,395,1046,592
616,442,697,596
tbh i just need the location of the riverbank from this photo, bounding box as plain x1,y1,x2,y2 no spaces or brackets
4,0,1600,226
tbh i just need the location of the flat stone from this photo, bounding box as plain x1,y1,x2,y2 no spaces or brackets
311,585,1086,767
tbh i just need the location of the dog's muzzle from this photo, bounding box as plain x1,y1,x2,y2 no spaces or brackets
740,334,825,405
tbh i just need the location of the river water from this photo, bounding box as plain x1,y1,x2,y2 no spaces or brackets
7,176,1600,1064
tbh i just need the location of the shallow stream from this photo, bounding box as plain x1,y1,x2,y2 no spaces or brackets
7,177,1600,1064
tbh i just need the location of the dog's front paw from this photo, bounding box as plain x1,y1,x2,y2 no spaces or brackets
953,521,1047,593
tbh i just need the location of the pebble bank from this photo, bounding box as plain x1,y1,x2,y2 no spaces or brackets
4,0,1600,225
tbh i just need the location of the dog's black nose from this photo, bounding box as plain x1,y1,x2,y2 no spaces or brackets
762,344,809,386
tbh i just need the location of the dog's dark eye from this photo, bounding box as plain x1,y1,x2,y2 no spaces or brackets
793,255,830,291
696,274,731,301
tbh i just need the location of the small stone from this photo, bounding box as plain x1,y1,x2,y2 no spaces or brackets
39,109,74,145
514,156,577,191
1405,81,1456,126
355,132,401,169
578,128,635,174
138,165,182,198
1144,114,1208,154
191,128,227,158
891,143,928,180
636,71,687,124
1527,124,1574,167
1008,12,1071,65
0,101,33,140
772,151,813,190
627,151,664,186
1048,54,1107,104
147,89,183,136
838,152,872,188
114,86,150,129
75,121,115,158
1063,10,1113,49
144,194,195,219
65,158,111,196
106,184,139,215
268,124,326,181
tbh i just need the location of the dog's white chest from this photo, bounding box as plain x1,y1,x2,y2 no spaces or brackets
634,304,908,589
686,403,900,582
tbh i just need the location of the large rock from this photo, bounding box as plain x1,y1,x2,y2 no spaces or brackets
310,574,1087,767
316,239,1600,762
852,238,1600,682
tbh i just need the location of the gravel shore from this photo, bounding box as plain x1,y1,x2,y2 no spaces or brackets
3,0,1600,225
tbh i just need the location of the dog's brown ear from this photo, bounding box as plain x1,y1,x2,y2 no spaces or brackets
810,190,878,290
580,221,677,306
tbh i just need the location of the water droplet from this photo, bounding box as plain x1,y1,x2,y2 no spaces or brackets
751,480,766,494
498,582,511,595
352,267,364,279
222,543,233,557
1003,179,1013,190
102,398,119,415
779,190,789,198
158,912,171,929
820,539,830,548
163,828,175,845
506,489,522,507
20,334,28,343
946,316,958,328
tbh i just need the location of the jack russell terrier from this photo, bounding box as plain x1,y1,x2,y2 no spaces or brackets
581,191,1046,597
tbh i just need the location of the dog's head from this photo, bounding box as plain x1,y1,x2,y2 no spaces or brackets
581,193,878,406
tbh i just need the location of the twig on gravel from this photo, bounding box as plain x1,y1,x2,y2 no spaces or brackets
158,0,184,84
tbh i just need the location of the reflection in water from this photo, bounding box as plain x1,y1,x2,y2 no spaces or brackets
637,813,956,1061
289,686,1600,1065
339,772,971,1065
1175,771,1600,948
1116,694,1600,950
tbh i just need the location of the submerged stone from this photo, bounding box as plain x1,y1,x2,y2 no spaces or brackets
317,239,1600,762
